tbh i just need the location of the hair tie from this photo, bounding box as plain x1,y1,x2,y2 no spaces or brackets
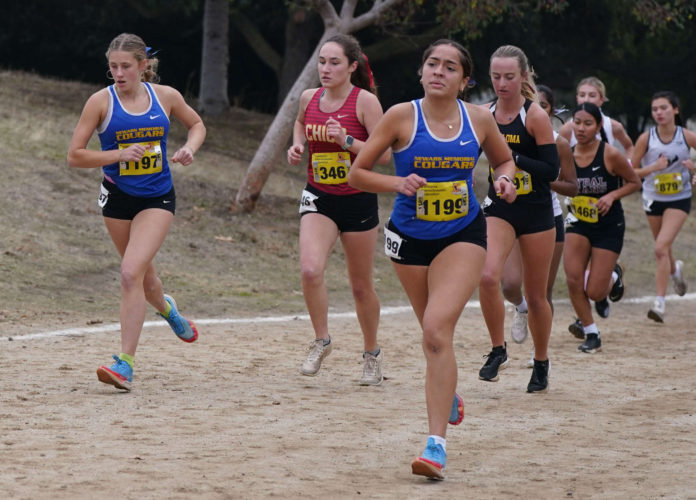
362,53,374,89
146,46,160,58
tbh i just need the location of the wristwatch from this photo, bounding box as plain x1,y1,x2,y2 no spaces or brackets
342,135,354,150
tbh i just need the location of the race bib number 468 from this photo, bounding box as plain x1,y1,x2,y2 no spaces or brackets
119,141,163,176
571,195,598,223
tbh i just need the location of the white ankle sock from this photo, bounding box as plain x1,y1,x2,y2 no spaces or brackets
515,297,528,313
583,323,599,335
429,435,446,450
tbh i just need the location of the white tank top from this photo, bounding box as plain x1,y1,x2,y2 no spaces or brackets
641,126,692,203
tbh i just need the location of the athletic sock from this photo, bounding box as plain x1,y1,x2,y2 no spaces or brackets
160,299,173,318
515,297,528,313
583,323,599,335
429,435,446,451
365,347,380,357
655,296,665,308
119,352,134,368
322,337,331,346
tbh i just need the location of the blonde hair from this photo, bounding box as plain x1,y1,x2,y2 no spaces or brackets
490,45,538,102
106,33,160,83
577,76,608,101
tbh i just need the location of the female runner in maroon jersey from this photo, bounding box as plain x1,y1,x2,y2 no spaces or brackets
287,34,390,384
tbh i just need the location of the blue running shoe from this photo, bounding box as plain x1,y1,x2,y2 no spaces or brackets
97,355,133,391
448,392,464,425
411,437,446,480
158,294,198,343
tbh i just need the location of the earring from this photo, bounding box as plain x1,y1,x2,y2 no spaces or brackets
106,69,114,80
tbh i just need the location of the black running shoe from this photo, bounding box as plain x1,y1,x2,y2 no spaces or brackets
568,318,585,339
595,298,610,318
609,263,625,302
578,333,602,353
478,343,509,382
527,359,549,393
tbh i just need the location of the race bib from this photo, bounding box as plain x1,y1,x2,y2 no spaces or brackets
654,172,683,195
513,168,532,195
416,181,469,221
571,195,599,223
119,141,163,176
299,189,319,214
384,224,403,260
311,152,350,185
97,183,109,209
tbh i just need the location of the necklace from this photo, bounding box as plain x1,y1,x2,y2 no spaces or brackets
422,100,458,130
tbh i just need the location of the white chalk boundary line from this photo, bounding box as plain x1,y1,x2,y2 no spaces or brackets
5,293,695,342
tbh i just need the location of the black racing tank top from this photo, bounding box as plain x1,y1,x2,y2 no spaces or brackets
574,141,623,222
487,99,551,206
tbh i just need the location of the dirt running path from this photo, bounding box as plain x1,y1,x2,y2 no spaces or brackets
1,300,695,499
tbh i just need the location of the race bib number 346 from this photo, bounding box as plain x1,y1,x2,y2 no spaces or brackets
312,152,350,185
416,181,469,221
119,141,163,176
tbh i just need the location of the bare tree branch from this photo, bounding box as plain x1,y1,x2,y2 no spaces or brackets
350,0,404,32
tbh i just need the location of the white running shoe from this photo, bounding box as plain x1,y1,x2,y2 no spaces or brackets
359,349,383,386
526,347,535,369
511,309,529,344
647,300,665,323
300,339,332,376
672,260,687,296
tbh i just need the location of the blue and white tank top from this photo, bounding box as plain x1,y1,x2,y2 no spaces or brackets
391,99,481,239
97,82,172,197
641,126,692,202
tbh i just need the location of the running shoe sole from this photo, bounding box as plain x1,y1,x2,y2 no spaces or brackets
609,263,625,302
411,458,444,480
449,392,464,425
97,366,131,391
568,320,585,339
647,309,664,323
162,295,199,343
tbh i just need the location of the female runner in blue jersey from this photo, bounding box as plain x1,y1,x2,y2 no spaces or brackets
349,39,516,481
67,33,206,391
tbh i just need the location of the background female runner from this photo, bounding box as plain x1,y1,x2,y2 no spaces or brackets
478,46,559,394
348,39,516,480
287,34,390,385
564,102,640,353
559,76,635,318
631,91,696,322
560,76,634,157
500,85,577,369
67,33,206,391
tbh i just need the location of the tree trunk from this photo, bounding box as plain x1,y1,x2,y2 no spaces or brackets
278,7,321,106
199,0,229,115
232,0,402,213
230,44,324,212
